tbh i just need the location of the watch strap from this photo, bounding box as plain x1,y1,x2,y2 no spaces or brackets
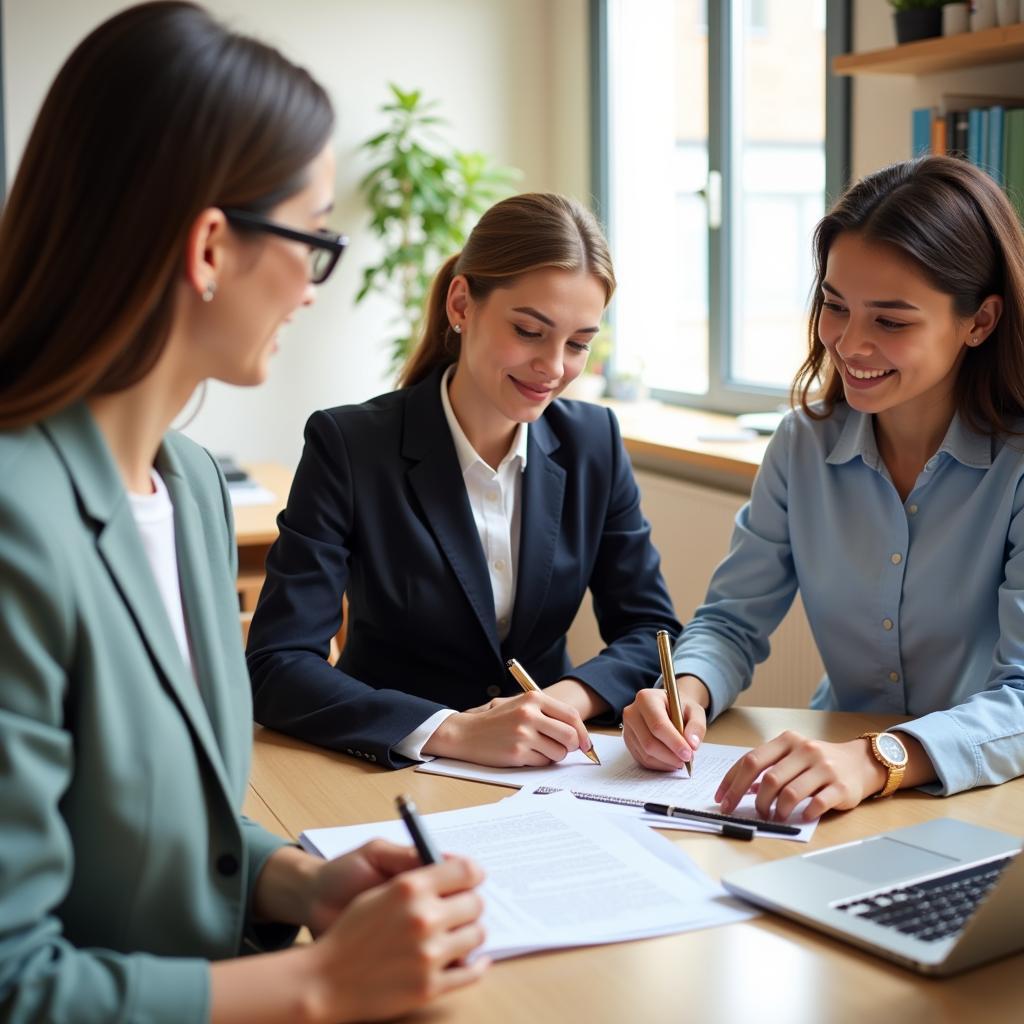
860,731,906,799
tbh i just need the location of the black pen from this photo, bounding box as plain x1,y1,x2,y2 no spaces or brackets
643,801,801,836
396,794,442,865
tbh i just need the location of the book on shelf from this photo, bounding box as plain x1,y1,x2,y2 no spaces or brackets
1005,108,1024,222
910,95,1024,200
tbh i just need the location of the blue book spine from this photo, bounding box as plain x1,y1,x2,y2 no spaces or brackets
979,109,990,177
912,107,932,156
968,108,983,166
989,107,1005,186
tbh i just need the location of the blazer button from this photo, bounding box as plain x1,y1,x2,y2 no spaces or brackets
216,853,240,877
486,685,501,697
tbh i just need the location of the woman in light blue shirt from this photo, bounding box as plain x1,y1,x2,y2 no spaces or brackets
623,155,1024,820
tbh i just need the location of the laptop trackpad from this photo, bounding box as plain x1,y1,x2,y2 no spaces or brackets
810,837,959,884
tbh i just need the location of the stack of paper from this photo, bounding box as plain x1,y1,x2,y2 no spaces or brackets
300,790,754,961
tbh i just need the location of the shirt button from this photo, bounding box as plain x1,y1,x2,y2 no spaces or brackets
216,853,239,877
882,618,893,631
486,490,498,502
890,553,902,565
889,671,900,683
925,459,936,472
494,559,506,572
907,504,918,515
486,684,502,697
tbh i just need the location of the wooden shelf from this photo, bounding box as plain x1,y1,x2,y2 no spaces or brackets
833,22,1024,76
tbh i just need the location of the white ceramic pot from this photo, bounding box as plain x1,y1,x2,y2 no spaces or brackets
996,0,1021,27
972,0,998,31
942,2,970,34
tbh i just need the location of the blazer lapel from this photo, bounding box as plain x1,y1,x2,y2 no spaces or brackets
402,369,501,656
505,416,565,653
42,404,230,788
159,447,239,794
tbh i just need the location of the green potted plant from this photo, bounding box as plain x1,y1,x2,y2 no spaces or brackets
356,84,520,375
888,0,949,44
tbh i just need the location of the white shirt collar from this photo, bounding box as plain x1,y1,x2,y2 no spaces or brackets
439,364,528,475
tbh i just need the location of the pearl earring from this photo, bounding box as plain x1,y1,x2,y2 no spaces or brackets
452,323,462,334
202,281,217,303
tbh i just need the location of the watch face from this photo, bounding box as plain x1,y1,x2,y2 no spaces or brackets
878,733,907,765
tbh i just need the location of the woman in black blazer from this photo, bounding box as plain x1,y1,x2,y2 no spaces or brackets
248,193,680,769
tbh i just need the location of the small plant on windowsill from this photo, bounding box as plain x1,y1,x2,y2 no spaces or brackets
356,84,520,377
605,352,648,403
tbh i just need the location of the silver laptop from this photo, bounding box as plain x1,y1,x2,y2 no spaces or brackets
722,818,1024,975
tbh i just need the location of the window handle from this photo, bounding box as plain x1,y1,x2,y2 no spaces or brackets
698,169,722,230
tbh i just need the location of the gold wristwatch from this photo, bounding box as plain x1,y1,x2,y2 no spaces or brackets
860,731,908,798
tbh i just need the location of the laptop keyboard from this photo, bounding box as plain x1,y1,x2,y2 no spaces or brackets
835,855,1015,942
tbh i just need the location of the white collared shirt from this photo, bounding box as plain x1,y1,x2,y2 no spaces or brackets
393,365,529,761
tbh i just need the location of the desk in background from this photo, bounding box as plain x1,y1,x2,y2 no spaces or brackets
233,462,291,614
245,707,1024,1024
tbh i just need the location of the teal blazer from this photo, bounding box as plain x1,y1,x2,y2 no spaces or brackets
0,404,293,1022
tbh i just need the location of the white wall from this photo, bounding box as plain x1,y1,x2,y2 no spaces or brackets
851,0,1024,179
2,0,590,466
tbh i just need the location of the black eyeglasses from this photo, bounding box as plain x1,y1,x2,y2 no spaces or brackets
222,208,348,285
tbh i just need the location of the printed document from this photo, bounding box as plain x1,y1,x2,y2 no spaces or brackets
416,733,818,841
300,790,753,960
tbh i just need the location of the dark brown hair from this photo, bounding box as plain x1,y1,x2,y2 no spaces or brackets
793,155,1024,436
400,192,616,388
0,1,334,428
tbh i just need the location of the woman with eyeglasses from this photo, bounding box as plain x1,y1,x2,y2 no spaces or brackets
0,4,486,1022
246,192,681,769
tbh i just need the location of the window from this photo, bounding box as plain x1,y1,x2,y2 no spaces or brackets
593,0,849,412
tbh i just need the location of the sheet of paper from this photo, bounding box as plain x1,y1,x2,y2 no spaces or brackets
300,791,753,960
227,482,278,507
416,732,817,841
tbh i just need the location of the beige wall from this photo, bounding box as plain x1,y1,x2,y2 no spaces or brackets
2,0,590,466
851,0,1024,179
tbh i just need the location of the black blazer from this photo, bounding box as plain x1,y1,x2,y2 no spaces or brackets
247,365,680,767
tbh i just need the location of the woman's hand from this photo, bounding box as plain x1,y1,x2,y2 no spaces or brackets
304,840,429,937
423,691,593,766
621,677,707,771
308,855,489,1022
715,732,887,821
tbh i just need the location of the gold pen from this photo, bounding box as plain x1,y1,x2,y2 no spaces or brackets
657,629,692,777
505,658,601,765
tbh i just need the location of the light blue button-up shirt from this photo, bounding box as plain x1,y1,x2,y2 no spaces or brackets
674,402,1024,795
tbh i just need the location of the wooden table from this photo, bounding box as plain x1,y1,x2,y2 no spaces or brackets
245,708,1024,1024
233,463,292,613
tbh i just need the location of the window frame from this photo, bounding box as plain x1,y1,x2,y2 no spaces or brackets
1,0,6,197
590,0,851,414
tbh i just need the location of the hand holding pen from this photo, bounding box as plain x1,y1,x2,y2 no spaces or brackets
621,634,708,773
421,662,600,766
506,659,601,764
